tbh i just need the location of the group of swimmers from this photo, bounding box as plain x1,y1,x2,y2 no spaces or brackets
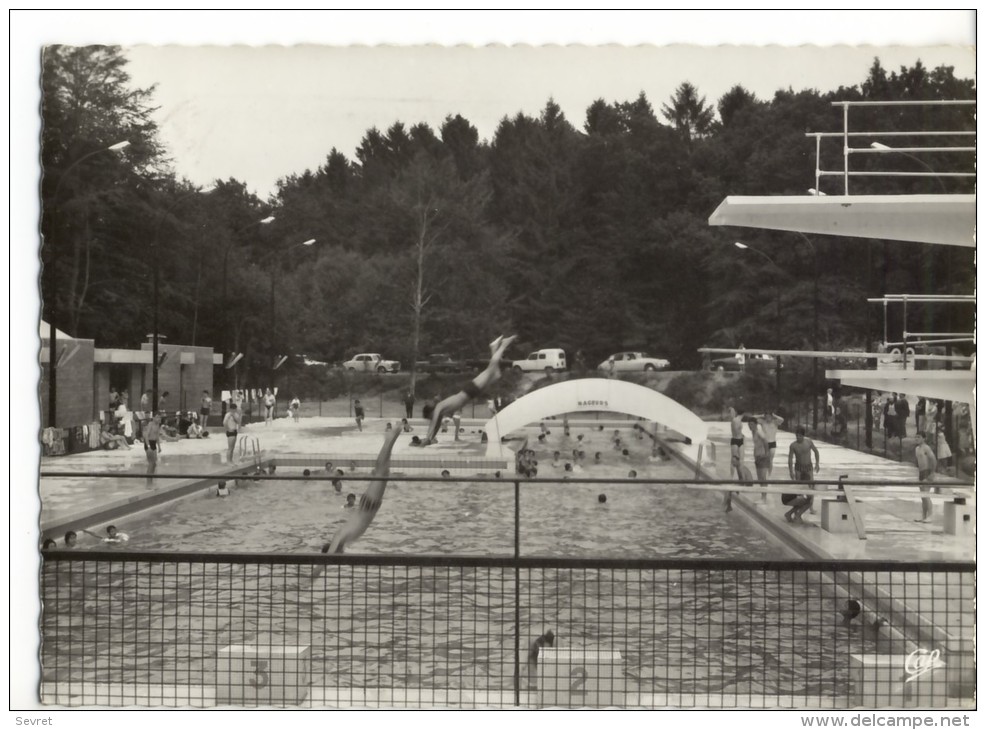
43,525,129,550
725,406,820,523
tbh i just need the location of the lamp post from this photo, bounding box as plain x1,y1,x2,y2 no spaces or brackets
264,238,317,388
150,185,216,417
733,241,782,322
45,140,130,429
221,215,276,392
870,142,948,193
793,232,820,430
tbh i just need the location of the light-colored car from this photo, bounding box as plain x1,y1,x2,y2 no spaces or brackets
511,348,567,373
598,351,670,372
342,353,402,373
710,353,776,372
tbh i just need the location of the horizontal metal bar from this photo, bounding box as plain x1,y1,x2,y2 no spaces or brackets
903,332,976,337
697,346,973,361
888,337,976,347
38,549,976,572
806,130,976,138
830,100,976,107
868,295,976,302
852,146,976,153
815,170,976,178
832,170,975,177
38,470,973,489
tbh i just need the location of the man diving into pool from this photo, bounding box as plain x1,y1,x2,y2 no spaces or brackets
321,426,402,554
415,335,517,446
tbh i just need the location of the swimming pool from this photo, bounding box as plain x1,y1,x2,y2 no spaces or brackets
113,425,789,559
44,424,892,707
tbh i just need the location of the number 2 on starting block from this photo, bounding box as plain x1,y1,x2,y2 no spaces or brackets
539,648,625,707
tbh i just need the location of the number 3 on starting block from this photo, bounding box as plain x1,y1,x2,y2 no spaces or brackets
539,648,625,707
216,645,311,705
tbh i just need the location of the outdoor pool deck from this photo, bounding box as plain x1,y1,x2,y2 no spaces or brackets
39,416,975,565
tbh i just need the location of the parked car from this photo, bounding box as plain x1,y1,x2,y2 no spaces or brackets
710,353,776,372
598,351,670,372
511,348,567,373
342,353,402,373
415,353,469,373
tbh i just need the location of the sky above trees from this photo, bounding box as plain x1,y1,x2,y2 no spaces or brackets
121,43,976,199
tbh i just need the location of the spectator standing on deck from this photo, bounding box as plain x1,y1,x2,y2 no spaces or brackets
750,418,770,501
403,391,415,420
200,390,213,428
223,403,241,463
914,432,937,523
759,411,784,479
884,394,897,439
788,425,820,504
895,393,910,440
143,414,162,485
354,399,365,431
264,388,276,425
934,421,953,474
290,396,301,423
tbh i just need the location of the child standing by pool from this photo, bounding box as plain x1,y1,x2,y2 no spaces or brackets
354,399,365,432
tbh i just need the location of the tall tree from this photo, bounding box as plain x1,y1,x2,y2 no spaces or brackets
661,82,716,141
41,44,168,341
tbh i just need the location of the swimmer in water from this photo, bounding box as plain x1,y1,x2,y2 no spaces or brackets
416,335,516,446
322,427,402,554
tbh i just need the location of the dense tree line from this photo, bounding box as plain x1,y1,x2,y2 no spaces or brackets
40,48,975,393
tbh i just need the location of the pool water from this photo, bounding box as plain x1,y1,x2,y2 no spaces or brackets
116,426,788,559
45,425,880,706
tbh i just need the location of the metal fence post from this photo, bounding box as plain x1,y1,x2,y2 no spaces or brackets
514,478,521,707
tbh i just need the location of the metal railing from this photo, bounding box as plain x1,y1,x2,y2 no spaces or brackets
39,551,974,709
807,100,975,195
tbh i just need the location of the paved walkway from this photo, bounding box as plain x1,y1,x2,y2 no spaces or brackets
702,422,975,563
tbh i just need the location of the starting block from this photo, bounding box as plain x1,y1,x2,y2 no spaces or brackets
215,644,311,705
539,648,625,707
850,653,948,708
943,498,974,537
821,498,865,535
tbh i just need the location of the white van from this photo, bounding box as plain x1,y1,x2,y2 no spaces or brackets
511,348,567,373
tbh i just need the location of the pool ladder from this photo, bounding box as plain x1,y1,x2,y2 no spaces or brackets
237,435,262,469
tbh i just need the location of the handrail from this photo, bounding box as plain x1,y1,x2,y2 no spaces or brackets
39,549,975,571
35,470,977,490
805,99,975,194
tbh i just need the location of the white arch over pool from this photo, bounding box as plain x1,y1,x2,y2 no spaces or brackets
484,378,708,458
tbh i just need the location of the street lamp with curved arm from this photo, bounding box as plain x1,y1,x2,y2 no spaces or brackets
733,241,783,272
149,185,216,416
262,238,317,387
45,139,130,428
870,142,947,193
791,232,821,430
221,215,276,389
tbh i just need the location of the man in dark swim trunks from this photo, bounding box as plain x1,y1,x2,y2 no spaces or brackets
787,425,820,517
416,335,516,446
781,492,813,523
758,411,784,476
723,405,752,511
143,413,162,485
